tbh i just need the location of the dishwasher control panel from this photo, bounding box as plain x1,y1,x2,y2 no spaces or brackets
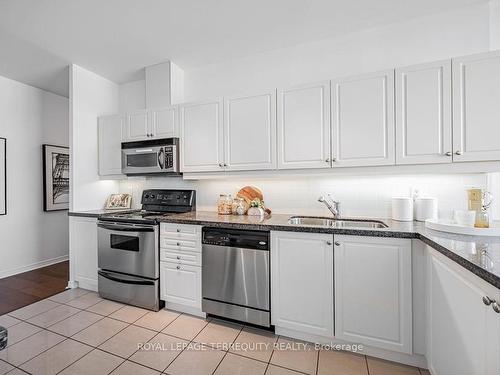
202,227,269,250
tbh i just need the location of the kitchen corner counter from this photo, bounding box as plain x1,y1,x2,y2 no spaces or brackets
68,208,137,218
159,211,500,289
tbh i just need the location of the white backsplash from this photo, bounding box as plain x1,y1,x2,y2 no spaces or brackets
119,173,488,220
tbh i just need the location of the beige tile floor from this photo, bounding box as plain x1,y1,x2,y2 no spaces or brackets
0,288,430,375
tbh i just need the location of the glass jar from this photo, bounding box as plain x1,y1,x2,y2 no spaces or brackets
232,197,248,215
217,194,233,215
475,207,490,228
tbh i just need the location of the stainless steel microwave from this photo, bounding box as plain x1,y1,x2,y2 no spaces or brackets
121,138,180,176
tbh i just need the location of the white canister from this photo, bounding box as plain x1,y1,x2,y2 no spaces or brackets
414,197,438,221
392,197,414,221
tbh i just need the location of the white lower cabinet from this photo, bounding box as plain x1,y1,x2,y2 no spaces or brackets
334,235,412,354
427,247,500,375
160,223,203,316
271,231,334,340
160,262,201,309
69,216,98,291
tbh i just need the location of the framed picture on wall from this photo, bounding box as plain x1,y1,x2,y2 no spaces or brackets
43,144,69,211
0,138,6,215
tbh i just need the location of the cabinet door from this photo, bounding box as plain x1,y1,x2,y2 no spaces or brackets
180,99,224,172
124,110,150,141
69,217,98,291
453,51,500,162
98,115,124,176
224,90,276,171
396,60,452,165
277,82,331,169
427,248,500,375
271,231,334,338
160,262,201,309
334,235,412,354
332,70,395,167
151,106,178,139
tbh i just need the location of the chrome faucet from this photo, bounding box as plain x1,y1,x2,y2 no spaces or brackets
318,194,341,218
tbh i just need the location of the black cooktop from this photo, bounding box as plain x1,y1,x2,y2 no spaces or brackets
99,189,196,225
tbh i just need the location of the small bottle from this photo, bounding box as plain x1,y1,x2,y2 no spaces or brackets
475,206,490,228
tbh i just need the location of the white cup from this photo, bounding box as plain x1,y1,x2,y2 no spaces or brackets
392,197,414,221
454,210,476,227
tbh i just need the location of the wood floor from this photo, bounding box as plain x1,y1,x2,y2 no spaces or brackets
0,261,69,315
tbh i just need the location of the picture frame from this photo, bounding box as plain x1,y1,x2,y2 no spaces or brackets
43,144,69,211
0,138,6,215
105,193,132,209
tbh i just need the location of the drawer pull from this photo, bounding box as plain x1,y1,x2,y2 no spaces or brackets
176,265,181,270
176,242,181,246
492,302,500,314
483,296,494,306
176,229,181,232
176,256,181,260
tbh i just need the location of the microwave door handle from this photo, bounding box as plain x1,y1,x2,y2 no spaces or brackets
97,223,155,232
98,271,155,285
134,149,154,153
158,147,165,169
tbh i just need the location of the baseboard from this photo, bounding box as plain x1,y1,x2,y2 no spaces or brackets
275,326,428,369
165,302,206,318
0,255,69,279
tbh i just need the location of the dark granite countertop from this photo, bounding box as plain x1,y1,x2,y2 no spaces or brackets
68,208,138,218
159,211,500,289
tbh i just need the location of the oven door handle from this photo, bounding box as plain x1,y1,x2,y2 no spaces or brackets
97,223,155,232
98,270,155,286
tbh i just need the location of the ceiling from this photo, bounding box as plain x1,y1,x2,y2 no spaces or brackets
0,0,487,97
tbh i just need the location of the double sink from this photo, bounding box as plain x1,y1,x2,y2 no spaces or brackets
287,216,388,229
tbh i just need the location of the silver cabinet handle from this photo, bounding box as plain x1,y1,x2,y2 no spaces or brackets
176,265,180,270
326,240,332,245
334,241,341,246
492,302,500,314
176,229,180,233
218,163,224,167
445,151,452,156
176,256,181,260
331,158,336,162
325,159,330,163
455,150,463,155
176,242,180,246
483,296,494,306
224,163,228,167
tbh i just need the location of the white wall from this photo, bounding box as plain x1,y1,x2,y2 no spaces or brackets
0,75,69,278
70,64,121,211
491,0,500,49
182,3,491,101
120,173,487,220
119,80,145,113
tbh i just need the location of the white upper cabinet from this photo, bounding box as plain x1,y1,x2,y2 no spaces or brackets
396,60,452,165
271,231,334,339
453,51,500,162
124,110,150,141
334,235,412,354
98,115,124,176
331,70,395,167
180,99,224,172
277,81,331,169
224,90,277,171
150,106,178,139
427,248,500,375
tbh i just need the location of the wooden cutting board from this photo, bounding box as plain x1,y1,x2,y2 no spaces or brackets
236,186,264,204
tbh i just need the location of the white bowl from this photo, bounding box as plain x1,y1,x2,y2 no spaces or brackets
453,210,476,227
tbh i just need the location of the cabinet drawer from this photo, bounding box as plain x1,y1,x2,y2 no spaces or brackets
160,237,200,251
160,249,201,266
160,223,201,237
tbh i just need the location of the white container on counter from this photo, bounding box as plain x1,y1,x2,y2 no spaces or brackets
414,197,438,221
392,197,414,221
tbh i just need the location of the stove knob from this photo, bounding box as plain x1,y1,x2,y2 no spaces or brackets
150,195,155,199
144,194,149,199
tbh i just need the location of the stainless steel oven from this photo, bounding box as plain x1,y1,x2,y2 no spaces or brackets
122,138,180,176
97,221,160,310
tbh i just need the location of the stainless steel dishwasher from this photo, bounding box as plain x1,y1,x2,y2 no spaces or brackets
202,227,270,327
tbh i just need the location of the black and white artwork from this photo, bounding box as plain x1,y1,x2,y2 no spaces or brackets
43,144,69,211
0,138,5,215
